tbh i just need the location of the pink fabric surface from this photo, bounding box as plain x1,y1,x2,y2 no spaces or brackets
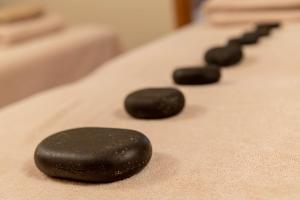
1,23,300,199
0,14,65,46
202,0,300,25
0,26,121,108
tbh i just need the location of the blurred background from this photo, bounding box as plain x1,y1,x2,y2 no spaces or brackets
0,0,204,49
2,0,295,108
0,0,208,108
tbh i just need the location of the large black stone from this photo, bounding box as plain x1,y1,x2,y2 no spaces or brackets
34,127,152,183
173,65,221,85
205,45,243,67
125,88,185,119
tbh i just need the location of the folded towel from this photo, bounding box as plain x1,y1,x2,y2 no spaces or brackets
0,3,44,23
0,14,65,46
206,10,300,25
203,0,300,13
202,0,300,25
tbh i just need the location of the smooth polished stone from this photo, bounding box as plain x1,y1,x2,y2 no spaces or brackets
228,38,243,47
240,32,260,45
257,22,281,29
255,26,271,37
34,127,152,183
229,31,260,46
205,44,243,67
125,88,185,119
173,65,221,85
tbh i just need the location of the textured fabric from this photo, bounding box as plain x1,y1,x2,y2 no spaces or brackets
0,14,65,46
0,3,44,23
0,26,121,108
1,23,300,199
203,0,300,25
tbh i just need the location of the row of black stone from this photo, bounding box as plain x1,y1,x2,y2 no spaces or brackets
174,22,280,85
34,22,281,183
124,22,281,119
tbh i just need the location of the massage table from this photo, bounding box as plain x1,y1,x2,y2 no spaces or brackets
1,22,300,199
0,26,121,108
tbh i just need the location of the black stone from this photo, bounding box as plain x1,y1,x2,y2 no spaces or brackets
228,38,243,47
34,127,152,183
204,44,243,67
125,88,185,119
173,65,221,85
257,22,281,29
240,32,260,45
229,31,260,46
255,26,271,37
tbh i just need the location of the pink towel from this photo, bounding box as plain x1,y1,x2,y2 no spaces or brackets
203,0,300,13
203,0,300,25
0,3,44,23
0,14,65,46
206,10,300,26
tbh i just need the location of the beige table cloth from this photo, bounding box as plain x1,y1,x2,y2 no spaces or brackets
203,0,300,25
0,14,65,45
0,22,300,199
0,26,121,108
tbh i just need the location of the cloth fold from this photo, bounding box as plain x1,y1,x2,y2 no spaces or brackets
0,14,65,46
0,3,44,23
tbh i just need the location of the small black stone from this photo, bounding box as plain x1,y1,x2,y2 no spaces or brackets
204,45,243,67
34,127,152,183
173,65,221,85
257,22,281,29
255,26,271,37
125,88,185,119
228,38,243,47
240,32,260,45
229,31,260,46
